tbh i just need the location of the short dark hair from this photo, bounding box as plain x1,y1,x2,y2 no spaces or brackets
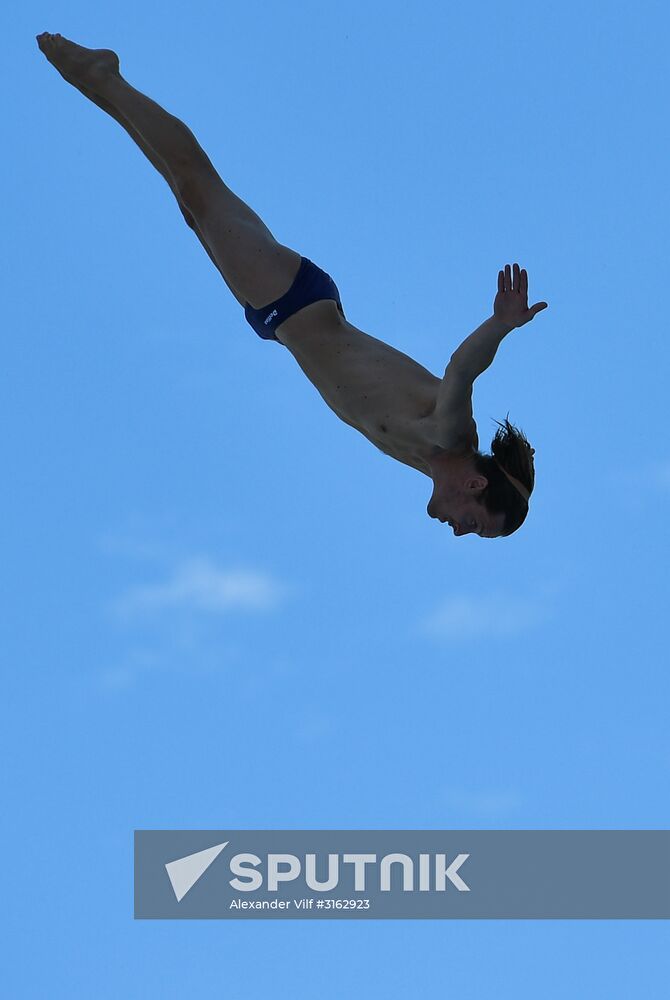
472,417,535,536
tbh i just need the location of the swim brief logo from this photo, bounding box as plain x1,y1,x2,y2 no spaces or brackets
264,309,279,325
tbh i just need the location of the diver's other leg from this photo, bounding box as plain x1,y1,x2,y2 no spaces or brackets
37,32,302,308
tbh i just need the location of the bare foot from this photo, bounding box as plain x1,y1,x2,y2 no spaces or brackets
36,32,120,89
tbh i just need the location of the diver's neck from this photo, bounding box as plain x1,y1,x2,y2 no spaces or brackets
427,448,475,480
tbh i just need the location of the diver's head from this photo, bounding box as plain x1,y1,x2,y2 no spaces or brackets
426,463,506,537
427,418,535,538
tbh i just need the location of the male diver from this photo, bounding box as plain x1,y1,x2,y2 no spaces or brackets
37,33,548,537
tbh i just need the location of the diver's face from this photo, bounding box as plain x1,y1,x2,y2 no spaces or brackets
427,487,506,538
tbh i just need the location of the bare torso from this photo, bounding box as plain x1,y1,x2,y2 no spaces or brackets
276,301,449,476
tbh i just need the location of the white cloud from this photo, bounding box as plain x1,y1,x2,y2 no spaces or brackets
111,557,289,618
97,639,245,692
420,593,546,639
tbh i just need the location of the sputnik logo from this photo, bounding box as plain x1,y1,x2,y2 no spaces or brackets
165,842,229,902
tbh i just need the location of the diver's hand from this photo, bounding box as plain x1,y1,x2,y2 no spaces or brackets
494,263,548,329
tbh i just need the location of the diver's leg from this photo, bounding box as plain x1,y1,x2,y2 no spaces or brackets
66,77,247,306
37,32,301,308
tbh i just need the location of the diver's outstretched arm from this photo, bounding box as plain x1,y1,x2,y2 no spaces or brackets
432,313,508,452
432,263,547,450
449,263,547,379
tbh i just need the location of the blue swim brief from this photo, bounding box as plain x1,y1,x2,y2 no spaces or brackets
244,255,345,341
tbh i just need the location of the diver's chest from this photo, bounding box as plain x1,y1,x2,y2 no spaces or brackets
307,345,436,422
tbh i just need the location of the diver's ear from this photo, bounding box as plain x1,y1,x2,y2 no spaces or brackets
465,476,488,493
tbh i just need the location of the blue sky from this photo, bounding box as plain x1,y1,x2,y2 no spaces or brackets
4,0,669,995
